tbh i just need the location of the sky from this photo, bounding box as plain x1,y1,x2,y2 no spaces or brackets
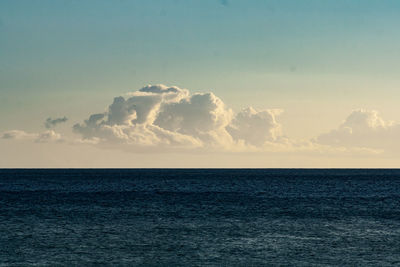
1,0,400,167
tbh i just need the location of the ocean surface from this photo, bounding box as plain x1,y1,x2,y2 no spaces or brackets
1,169,400,266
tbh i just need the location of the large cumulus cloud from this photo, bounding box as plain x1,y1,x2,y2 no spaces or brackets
316,109,400,152
72,84,283,151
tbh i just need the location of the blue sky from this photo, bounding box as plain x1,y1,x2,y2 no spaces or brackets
2,0,400,96
1,0,400,167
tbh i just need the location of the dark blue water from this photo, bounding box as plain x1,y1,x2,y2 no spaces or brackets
1,169,400,266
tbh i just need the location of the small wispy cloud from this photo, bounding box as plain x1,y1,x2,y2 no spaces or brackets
1,130,63,143
45,116,68,129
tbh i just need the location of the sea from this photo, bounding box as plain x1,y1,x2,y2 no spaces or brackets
1,169,400,266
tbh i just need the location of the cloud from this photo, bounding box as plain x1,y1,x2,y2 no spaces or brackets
45,116,68,129
72,84,285,151
227,107,283,146
36,130,63,143
73,85,385,156
6,84,397,157
316,109,400,152
153,92,233,146
1,130,63,143
1,130,37,140
73,85,201,149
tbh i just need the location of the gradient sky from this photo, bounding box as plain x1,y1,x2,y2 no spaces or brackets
1,0,400,167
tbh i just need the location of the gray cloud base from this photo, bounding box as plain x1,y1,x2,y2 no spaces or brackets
45,117,68,129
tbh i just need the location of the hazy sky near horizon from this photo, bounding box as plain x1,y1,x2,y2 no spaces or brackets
1,0,400,167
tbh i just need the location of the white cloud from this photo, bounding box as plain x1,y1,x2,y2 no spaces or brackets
227,107,283,146
154,92,234,147
72,84,287,151
316,109,400,152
